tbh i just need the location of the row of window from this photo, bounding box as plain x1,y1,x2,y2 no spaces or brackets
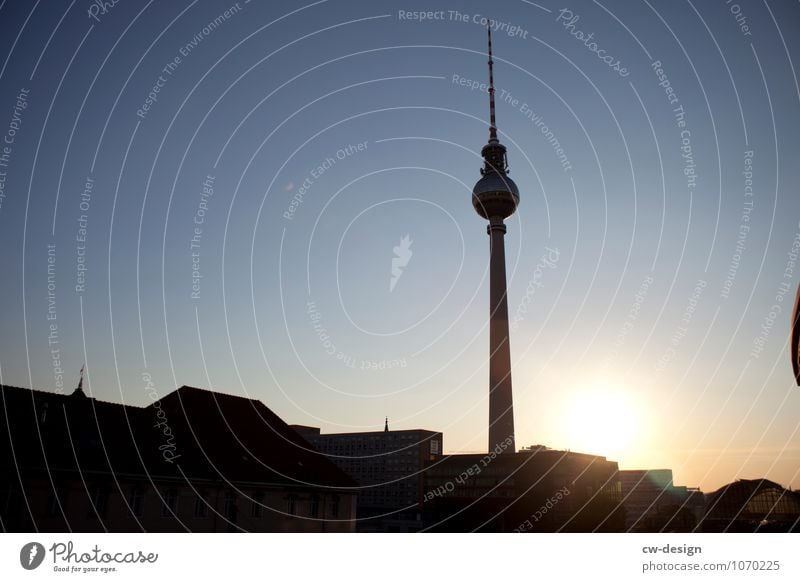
45,486,340,521
47,486,216,520
286,493,339,518
323,445,420,455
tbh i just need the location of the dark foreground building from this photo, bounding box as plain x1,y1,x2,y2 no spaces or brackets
293,424,443,532
619,469,704,532
0,384,356,532
699,478,800,532
422,445,625,532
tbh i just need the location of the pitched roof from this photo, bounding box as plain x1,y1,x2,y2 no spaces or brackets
0,384,152,476
152,386,355,487
0,384,354,490
705,478,794,502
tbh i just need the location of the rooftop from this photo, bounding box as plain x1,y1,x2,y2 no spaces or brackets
0,383,355,489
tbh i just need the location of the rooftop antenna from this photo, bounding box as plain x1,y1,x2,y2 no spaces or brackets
72,364,87,398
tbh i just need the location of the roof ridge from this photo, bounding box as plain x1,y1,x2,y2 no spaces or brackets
0,383,135,409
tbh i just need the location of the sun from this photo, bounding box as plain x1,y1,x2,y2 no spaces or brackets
560,382,642,461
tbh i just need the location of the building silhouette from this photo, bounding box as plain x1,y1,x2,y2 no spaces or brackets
619,469,703,532
0,384,356,532
698,478,800,532
292,424,443,532
422,446,625,532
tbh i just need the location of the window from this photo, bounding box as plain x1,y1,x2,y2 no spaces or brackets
161,489,178,517
194,490,208,518
127,487,145,517
0,481,11,516
310,494,319,518
46,493,59,518
224,491,238,522
88,486,108,519
287,494,297,516
250,492,264,518
330,494,339,518
46,485,68,518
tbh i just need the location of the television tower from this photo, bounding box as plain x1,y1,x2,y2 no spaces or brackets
791,284,800,385
472,23,519,454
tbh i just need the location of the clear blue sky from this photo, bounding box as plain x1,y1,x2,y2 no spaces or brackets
0,0,798,492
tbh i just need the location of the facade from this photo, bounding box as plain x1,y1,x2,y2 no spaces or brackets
0,384,356,532
293,425,443,532
699,479,800,532
619,469,702,532
422,446,625,532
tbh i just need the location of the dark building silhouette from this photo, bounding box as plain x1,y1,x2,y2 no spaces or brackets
422,446,625,532
0,384,356,532
698,478,800,532
619,469,703,532
292,425,443,532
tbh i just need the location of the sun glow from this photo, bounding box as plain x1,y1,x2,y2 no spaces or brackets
560,382,643,462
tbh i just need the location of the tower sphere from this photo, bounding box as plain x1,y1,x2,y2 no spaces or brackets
472,170,520,220
472,140,520,220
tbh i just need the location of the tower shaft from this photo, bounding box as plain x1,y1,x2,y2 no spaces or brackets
487,218,515,453
473,22,518,455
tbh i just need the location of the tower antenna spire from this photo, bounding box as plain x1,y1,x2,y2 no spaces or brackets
487,21,498,143
480,20,509,177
